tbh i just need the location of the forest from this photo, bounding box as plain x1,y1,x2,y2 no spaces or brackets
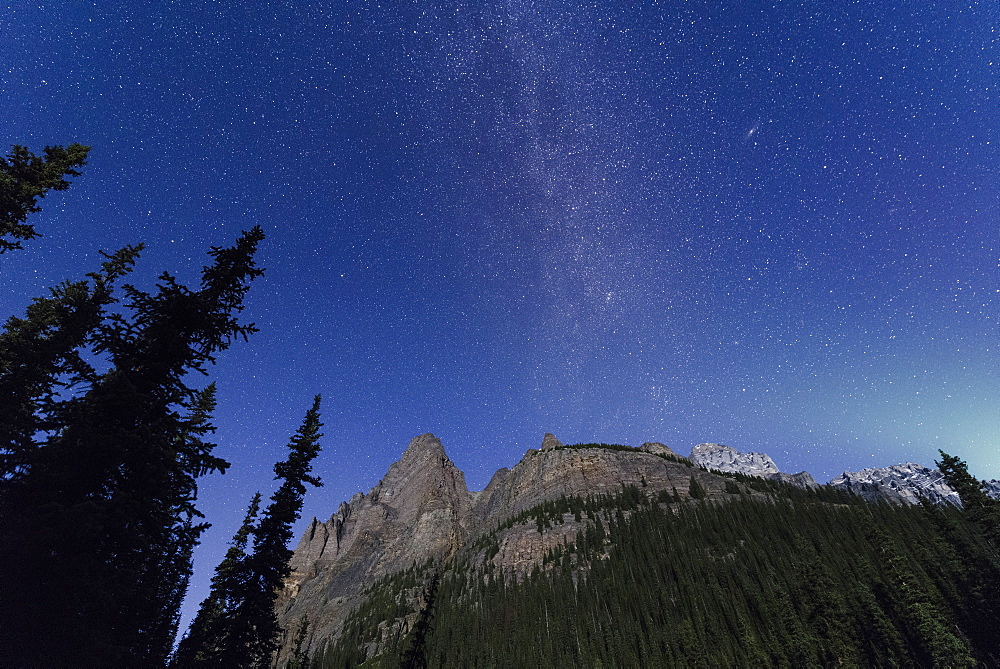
322,475,1000,668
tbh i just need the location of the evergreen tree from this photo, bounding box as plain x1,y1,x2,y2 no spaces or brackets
0,227,265,666
172,492,262,667
288,615,313,669
217,396,324,668
0,143,90,252
143,384,225,657
870,527,977,667
937,451,994,511
937,450,1000,544
688,475,706,500
0,244,142,487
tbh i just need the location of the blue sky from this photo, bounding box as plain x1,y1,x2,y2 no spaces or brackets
3,0,997,635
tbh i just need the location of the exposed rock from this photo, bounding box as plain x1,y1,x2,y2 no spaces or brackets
276,433,470,662
276,435,744,661
486,516,583,577
689,443,780,476
541,433,563,451
830,463,961,506
773,471,819,488
469,444,709,528
640,442,681,458
686,443,821,489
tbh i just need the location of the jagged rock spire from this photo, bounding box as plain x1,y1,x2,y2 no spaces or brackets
403,433,446,456
540,433,562,451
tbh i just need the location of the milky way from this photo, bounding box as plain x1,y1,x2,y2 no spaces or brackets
3,0,997,636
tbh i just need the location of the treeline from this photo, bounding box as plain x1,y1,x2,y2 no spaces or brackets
324,477,1000,667
481,484,659,543
710,468,858,504
555,441,694,467
0,145,324,667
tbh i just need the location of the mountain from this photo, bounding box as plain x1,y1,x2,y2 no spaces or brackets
278,434,470,654
830,463,1000,508
689,442,818,488
276,434,752,661
829,462,961,506
689,442,780,475
688,442,1000,507
273,435,1000,667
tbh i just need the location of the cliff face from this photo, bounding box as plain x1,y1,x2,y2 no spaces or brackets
276,434,469,656
469,440,701,529
828,463,1000,507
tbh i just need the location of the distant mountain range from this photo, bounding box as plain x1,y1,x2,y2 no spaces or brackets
688,441,1000,506
273,434,1000,666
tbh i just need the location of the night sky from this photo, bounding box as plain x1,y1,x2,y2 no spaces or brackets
4,0,998,636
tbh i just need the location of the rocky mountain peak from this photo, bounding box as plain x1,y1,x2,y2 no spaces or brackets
468,436,707,529
689,443,780,476
830,462,960,506
374,433,456,503
828,461,1000,507
540,433,563,451
278,433,470,655
640,442,679,458
401,432,446,460
687,442,817,488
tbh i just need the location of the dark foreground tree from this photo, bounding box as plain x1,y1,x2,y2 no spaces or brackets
173,396,324,668
0,227,265,667
229,395,325,667
0,244,142,487
0,143,90,252
937,451,995,511
938,450,1000,544
172,493,262,667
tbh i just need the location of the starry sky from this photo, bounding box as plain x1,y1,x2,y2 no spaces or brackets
3,0,998,636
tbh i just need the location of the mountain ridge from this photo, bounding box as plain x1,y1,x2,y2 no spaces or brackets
275,434,997,662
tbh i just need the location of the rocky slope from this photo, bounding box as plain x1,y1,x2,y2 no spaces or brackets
689,442,780,476
596,439,1000,511
828,462,959,506
685,442,1000,505
469,436,696,527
